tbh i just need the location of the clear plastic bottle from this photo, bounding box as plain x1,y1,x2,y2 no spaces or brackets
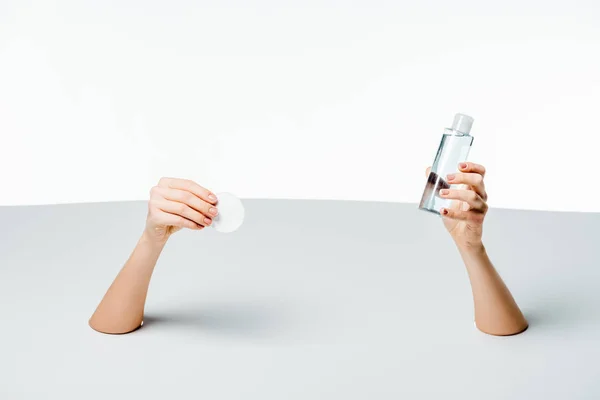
419,113,474,215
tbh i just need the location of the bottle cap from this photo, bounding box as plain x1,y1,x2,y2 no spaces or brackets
212,192,245,233
451,113,474,135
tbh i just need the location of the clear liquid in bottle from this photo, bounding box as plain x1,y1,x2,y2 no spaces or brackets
419,114,474,215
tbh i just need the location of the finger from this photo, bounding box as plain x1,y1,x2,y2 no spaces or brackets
439,189,487,212
458,162,486,177
154,210,204,230
425,166,432,177
157,177,218,205
440,207,469,220
154,186,218,219
156,199,213,227
440,207,485,224
446,172,487,200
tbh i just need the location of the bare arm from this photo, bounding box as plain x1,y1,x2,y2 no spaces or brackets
458,244,528,335
89,177,219,334
433,162,528,336
89,233,166,334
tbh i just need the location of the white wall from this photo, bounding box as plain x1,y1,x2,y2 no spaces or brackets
1,0,599,211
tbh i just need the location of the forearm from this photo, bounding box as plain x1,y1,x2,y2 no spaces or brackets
458,243,528,336
89,232,166,334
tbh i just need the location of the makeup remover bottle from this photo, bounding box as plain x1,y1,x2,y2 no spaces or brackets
419,113,474,215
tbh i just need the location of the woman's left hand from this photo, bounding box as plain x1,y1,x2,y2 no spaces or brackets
427,162,489,249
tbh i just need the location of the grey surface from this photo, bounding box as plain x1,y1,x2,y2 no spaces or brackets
0,200,599,399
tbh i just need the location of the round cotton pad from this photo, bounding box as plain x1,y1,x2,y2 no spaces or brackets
212,192,245,233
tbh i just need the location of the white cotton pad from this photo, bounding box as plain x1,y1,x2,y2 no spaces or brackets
212,192,245,233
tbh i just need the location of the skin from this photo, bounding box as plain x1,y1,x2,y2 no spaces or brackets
88,177,219,334
89,164,528,336
430,162,528,336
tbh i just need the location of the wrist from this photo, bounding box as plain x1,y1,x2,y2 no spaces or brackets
140,229,169,252
456,240,486,258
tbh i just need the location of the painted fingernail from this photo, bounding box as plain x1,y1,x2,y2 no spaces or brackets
459,163,467,169
447,174,455,181
204,218,212,225
440,189,450,196
441,208,449,215
208,194,217,202
209,207,218,215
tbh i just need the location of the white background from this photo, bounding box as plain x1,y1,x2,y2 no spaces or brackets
1,0,599,211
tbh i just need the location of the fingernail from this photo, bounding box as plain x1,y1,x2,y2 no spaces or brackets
459,163,467,169
441,208,449,215
447,174,455,182
204,218,212,225
209,207,218,215
440,189,449,196
208,194,217,202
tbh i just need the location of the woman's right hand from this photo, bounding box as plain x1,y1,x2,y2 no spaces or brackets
144,177,219,243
